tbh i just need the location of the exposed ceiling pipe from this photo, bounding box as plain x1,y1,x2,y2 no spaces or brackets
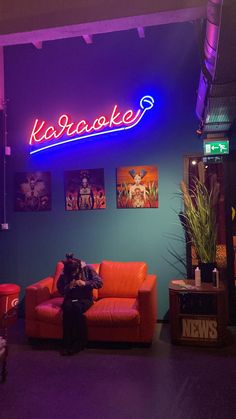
196,0,223,125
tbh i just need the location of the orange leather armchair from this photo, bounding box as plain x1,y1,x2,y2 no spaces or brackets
25,261,157,344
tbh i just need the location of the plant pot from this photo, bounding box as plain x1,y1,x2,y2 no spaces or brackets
199,262,216,283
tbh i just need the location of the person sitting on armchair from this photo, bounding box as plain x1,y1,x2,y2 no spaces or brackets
57,253,103,356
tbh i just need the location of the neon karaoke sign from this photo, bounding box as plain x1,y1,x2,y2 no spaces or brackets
29,95,154,154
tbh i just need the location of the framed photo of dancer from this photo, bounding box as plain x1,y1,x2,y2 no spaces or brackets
64,169,106,211
116,165,158,208
14,171,51,211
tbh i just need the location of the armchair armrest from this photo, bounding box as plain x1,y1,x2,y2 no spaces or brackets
25,276,54,320
138,274,157,342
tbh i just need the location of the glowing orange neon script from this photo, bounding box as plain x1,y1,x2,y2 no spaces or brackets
29,95,154,154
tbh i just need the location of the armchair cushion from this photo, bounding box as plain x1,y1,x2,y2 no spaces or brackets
52,261,64,295
85,298,140,326
98,261,147,298
35,297,63,325
25,276,54,321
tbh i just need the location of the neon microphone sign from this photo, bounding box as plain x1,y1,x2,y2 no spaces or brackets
29,95,154,154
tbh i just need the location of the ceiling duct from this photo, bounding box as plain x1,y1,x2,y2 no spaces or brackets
196,0,236,135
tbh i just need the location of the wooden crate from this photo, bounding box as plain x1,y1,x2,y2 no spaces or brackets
169,280,227,346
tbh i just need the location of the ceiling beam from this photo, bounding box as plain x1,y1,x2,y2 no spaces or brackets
32,41,43,49
82,35,93,44
0,3,206,47
137,27,145,38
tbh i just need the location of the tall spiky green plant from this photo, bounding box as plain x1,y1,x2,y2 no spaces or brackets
180,178,219,263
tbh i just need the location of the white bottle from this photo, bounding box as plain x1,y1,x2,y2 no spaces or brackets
212,268,220,288
195,266,201,287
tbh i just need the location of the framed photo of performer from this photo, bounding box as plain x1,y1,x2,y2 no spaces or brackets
116,165,158,208
64,169,106,211
14,171,51,211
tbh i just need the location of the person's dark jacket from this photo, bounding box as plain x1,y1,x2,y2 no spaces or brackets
57,264,103,302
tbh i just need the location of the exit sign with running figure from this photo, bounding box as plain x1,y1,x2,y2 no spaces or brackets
203,139,229,155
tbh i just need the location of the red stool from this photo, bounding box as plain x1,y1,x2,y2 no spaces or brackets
0,284,21,328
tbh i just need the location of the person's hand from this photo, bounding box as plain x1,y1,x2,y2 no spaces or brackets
75,279,86,287
69,279,77,289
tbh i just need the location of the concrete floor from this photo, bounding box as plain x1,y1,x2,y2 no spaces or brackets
1,321,236,419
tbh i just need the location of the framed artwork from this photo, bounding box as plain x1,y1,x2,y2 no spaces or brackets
64,168,106,211
14,171,51,211
116,165,158,208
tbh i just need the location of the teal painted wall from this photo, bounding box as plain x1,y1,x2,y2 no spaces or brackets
0,23,202,319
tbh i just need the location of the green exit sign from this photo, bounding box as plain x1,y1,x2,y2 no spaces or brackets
204,140,229,155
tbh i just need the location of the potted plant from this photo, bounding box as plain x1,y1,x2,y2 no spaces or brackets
180,177,219,282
